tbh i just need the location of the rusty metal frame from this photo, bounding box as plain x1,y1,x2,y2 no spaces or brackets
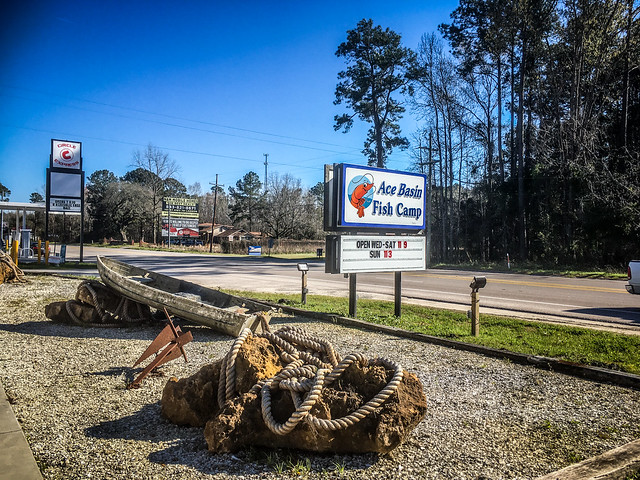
130,308,193,387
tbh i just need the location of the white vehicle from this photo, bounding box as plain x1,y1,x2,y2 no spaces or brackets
627,260,640,294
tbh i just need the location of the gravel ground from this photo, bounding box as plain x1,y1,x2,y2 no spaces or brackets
1,274,639,480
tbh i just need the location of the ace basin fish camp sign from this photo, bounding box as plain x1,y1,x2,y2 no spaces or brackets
324,164,427,274
331,164,426,231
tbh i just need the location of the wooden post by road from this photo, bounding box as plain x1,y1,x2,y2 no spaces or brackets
301,271,308,305
471,291,480,336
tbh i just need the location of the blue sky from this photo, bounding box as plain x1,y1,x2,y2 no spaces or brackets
0,1,459,201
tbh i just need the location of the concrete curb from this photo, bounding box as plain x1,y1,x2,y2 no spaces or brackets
260,301,640,390
0,380,42,480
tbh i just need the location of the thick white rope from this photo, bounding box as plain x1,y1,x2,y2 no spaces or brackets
0,251,26,283
216,326,404,435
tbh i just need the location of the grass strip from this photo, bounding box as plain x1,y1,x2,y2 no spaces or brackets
225,290,640,375
430,261,627,280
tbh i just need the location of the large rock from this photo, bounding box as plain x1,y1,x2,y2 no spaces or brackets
45,301,98,324
161,333,427,454
162,336,283,427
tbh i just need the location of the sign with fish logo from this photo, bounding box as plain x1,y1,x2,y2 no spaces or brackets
339,164,426,231
347,172,375,218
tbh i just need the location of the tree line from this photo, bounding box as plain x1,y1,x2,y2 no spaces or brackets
1,146,323,244
335,3,639,267
83,145,324,243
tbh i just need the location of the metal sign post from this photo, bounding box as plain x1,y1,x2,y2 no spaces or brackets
297,263,309,304
394,271,402,317
349,273,357,317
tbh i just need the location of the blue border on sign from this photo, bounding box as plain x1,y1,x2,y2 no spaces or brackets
339,163,427,230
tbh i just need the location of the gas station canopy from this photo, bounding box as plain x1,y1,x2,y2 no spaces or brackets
0,201,47,213
0,201,80,215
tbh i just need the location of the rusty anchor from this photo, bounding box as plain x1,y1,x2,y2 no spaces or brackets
130,308,193,387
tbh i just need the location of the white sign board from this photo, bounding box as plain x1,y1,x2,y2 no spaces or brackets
47,170,83,213
162,228,179,237
338,235,426,273
340,164,426,230
161,217,199,229
49,198,82,212
51,140,82,170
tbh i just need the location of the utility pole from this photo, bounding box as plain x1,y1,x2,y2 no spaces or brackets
419,130,436,269
208,174,221,253
263,153,269,193
427,130,433,269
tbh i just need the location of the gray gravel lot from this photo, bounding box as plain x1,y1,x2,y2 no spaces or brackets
1,275,639,480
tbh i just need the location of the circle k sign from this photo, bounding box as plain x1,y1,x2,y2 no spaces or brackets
51,140,82,169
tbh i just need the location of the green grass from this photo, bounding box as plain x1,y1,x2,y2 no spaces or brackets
225,290,640,375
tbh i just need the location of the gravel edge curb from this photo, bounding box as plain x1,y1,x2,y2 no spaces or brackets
256,301,640,391
535,438,640,480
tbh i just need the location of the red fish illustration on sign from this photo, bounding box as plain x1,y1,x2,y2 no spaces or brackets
350,182,374,218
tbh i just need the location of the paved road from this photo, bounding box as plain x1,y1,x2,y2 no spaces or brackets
65,245,640,334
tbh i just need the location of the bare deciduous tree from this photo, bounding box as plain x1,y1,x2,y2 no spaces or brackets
131,144,180,243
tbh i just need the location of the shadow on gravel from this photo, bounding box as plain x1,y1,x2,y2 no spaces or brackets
147,441,378,477
268,314,314,326
89,366,134,382
0,321,163,340
0,320,232,344
85,403,200,443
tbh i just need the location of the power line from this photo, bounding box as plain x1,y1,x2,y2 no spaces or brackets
0,123,325,172
0,86,364,153
0,92,365,157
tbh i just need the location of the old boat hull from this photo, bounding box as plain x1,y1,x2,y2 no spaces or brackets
97,256,269,336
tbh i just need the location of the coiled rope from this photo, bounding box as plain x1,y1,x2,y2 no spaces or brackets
217,325,404,436
0,251,26,283
64,280,149,327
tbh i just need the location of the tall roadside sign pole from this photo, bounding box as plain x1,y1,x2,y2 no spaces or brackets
47,139,84,262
